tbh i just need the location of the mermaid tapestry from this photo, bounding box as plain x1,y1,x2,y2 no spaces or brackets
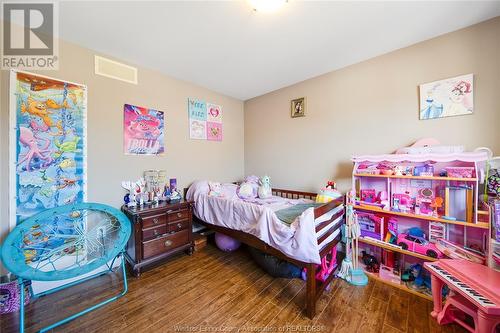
10,70,87,226
123,103,165,155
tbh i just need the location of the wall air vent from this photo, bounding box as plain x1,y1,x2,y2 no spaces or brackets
94,55,138,84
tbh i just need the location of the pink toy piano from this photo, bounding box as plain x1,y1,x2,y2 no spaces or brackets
425,259,500,333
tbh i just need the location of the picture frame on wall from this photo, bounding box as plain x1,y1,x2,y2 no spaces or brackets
291,97,306,118
419,73,474,120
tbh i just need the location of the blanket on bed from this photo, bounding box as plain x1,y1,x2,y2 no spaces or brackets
275,203,322,226
186,180,323,264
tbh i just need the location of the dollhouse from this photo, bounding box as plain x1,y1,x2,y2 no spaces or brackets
352,152,491,299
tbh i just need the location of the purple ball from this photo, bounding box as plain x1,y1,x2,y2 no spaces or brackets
215,233,241,252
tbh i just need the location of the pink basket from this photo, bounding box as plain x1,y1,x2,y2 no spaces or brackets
445,167,474,178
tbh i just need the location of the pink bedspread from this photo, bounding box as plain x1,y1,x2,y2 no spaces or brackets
186,181,322,264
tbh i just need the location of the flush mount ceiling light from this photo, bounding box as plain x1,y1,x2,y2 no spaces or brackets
248,0,287,13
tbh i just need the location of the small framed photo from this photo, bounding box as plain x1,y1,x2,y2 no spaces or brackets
291,97,305,118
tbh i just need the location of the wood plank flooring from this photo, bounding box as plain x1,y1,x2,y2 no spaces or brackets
0,245,467,333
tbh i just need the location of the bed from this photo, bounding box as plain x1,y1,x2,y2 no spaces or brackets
185,181,345,318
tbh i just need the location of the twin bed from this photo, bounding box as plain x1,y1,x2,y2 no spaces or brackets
185,181,345,318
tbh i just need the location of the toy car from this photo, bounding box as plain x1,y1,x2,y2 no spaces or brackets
397,233,443,258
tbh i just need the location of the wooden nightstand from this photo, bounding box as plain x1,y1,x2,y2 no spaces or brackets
122,200,194,277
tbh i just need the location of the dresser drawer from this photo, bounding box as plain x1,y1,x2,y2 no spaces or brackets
167,219,190,233
167,209,190,223
142,213,166,229
142,225,167,241
142,229,189,259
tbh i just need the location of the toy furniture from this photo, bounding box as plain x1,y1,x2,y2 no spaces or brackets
0,203,131,333
425,259,500,332
352,151,491,300
122,200,195,277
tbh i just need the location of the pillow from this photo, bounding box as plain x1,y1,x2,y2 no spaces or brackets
237,175,259,199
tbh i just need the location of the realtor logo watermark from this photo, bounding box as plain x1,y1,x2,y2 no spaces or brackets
2,2,59,69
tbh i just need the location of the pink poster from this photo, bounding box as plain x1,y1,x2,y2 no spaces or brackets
124,103,165,155
206,122,222,141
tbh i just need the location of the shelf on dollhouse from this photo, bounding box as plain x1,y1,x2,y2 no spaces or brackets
354,205,490,229
361,267,433,301
358,237,438,261
353,173,478,182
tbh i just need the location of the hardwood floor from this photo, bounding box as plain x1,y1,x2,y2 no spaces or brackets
0,245,467,333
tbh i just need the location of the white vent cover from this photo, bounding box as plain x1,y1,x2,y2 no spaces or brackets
94,55,138,84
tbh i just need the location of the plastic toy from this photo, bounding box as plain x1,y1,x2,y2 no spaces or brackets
361,250,379,273
435,239,485,264
392,193,413,213
338,198,368,286
360,189,376,203
415,188,434,216
413,164,434,177
428,222,446,243
397,232,443,258
384,218,398,244
409,263,431,289
357,212,382,239
215,233,241,252
379,264,401,284
377,190,390,210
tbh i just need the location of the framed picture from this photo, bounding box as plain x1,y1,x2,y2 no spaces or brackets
291,97,305,118
419,74,473,120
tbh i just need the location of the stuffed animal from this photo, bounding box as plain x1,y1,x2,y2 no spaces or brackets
237,175,259,199
208,181,223,197
258,175,272,199
316,181,341,203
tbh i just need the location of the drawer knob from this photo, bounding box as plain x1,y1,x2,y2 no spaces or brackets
164,240,173,247
177,223,182,229
154,230,159,236
153,218,159,224
177,212,182,218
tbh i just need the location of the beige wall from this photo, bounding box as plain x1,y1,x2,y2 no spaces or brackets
0,39,245,261
244,17,500,193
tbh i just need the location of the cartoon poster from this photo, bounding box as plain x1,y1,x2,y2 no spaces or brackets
419,74,474,120
10,70,87,226
123,104,165,155
188,99,223,141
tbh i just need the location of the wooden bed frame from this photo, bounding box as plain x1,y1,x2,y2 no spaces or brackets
184,186,345,319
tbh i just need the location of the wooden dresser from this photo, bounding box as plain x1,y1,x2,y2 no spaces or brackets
122,200,194,277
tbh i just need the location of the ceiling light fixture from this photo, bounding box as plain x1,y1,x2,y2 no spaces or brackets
249,0,287,13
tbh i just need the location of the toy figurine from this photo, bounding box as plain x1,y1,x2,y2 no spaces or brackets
361,251,379,273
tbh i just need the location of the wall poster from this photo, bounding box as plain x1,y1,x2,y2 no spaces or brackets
10,70,87,227
188,98,223,141
123,103,165,155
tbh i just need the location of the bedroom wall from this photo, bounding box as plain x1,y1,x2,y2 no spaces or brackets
244,17,500,193
0,37,245,272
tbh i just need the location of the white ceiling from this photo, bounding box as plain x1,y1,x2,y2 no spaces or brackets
59,1,500,100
